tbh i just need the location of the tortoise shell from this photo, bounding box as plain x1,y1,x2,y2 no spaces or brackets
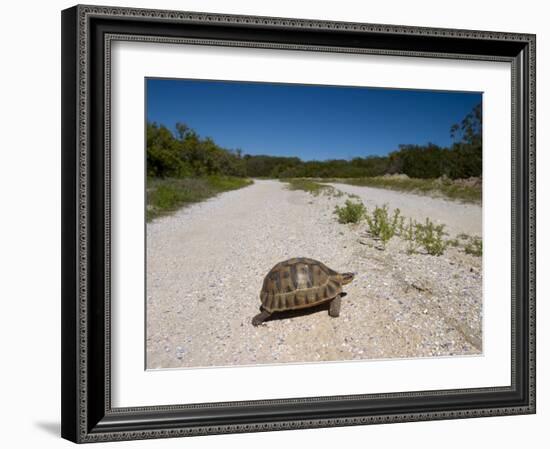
259,257,343,313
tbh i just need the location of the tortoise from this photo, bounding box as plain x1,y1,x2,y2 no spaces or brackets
252,257,355,326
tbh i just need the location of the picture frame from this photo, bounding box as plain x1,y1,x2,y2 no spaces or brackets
61,4,536,443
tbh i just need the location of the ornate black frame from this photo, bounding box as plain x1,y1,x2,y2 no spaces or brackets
61,4,536,443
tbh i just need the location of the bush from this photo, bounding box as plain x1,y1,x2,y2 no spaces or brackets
401,218,421,254
365,205,403,246
334,200,367,224
415,218,448,256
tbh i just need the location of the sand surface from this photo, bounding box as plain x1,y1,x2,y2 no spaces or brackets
146,180,482,369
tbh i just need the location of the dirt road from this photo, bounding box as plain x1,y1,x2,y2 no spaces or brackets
146,180,482,369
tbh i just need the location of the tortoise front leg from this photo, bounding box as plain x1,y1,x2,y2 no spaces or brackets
329,295,341,318
252,309,271,326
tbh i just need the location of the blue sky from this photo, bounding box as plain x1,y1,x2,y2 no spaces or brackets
146,78,481,161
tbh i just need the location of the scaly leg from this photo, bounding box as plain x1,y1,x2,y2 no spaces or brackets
252,310,271,326
329,295,341,318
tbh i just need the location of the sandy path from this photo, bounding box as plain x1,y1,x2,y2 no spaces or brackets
328,183,482,236
146,180,482,369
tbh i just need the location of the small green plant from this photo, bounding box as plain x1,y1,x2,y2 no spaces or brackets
395,213,405,236
415,218,448,256
401,218,421,254
464,236,483,256
334,200,367,224
364,205,403,247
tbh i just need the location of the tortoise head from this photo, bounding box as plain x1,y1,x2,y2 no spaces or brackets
339,272,356,285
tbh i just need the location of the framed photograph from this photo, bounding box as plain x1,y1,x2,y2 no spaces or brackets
61,4,536,443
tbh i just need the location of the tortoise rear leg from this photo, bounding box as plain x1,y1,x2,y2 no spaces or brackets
329,295,341,318
252,309,271,326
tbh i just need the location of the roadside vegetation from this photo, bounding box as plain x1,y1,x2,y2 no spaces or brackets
147,176,252,221
146,122,254,221
334,200,367,224
364,205,403,247
285,178,336,196
281,176,481,257
323,176,481,204
332,200,481,257
414,218,448,256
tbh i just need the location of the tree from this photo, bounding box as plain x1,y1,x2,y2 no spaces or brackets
450,102,482,147
146,122,192,178
175,122,190,141
147,101,483,181
448,102,482,178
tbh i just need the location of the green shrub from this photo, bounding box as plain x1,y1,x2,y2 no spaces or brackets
365,205,403,246
401,218,421,254
464,236,483,256
415,218,448,256
334,200,367,224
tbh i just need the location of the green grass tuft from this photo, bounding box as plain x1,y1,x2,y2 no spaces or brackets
334,200,367,224
364,205,403,247
415,218,448,256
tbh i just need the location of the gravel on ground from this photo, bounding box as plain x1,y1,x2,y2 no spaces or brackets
146,179,482,369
